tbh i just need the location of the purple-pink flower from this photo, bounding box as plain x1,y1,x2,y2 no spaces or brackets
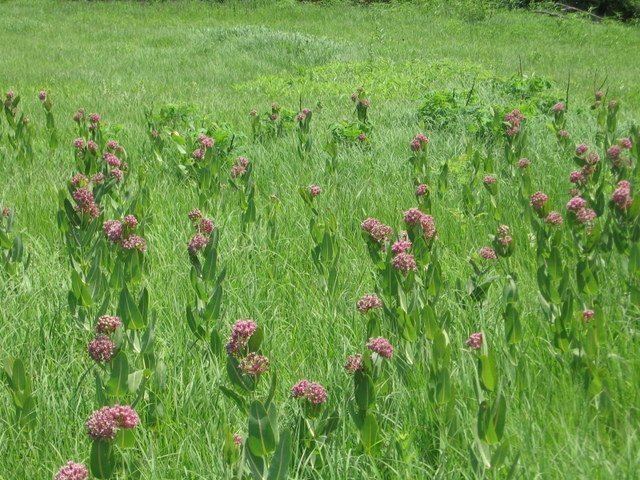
86,406,118,441
344,354,364,374
545,211,564,226
392,252,417,274
188,233,209,254
479,246,497,260
465,332,483,350
96,315,122,335
517,158,530,169
226,319,258,355
291,380,328,405
54,461,88,480
415,183,428,196
391,239,412,255
530,191,549,211
566,196,587,212
612,180,632,210
88,335,117,363
239,353,270,376
366,337,393,359
309,184,322,198
356,294,383,314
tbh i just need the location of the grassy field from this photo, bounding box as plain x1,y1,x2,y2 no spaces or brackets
1,1,640,479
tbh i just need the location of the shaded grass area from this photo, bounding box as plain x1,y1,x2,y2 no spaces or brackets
1,1,640,478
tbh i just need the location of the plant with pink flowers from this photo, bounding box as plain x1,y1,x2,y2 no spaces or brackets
250,102,295,140
2,89,35,162
1,356,36,428
408,132,430,184
295,106,313,155
229,156,257,232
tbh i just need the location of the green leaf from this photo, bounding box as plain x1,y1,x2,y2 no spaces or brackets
479,352,497,392
245,443,265,480
354,372,375,412
90,441,114,479
118,286,145,330
108,353,129,398
248,401,276,457
115,428,136,448
267,430,291,480
360,413,380,454
219,385,247,414
247,325,264,352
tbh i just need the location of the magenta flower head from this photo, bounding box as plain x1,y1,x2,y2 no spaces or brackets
530,191,549,211
103,152,122,168
361,218,393,245
291,380,328,405
575,144,589,156
552,102,565,113
586,151,600,165
612,180,632,210
483,175,497,185
231,157,249,178
85,140,97,154
73,138,85,150
420,214,437,240
188,209,202,222
566,196,587,212
569,171,585,185
199,217,214,234
233,433,243,447
91,172,105,184
54,461,89,480
619,137,633,150
86,406,118,441
309,184,322,198
357,132,367,142
121,234,146,252
89,113,101,124
110,168,124,182
123,215,138,230
545,211,564,226
517,158,530,169
192,148,205,161
403,208,424,226
410,133,429,151
226,319,258,355
576,208,597,225
479,246,497,260
344,354,364,374
73,109,85,122
415,183,429,197
392,252,417,274
606,145,621,160
558,129,570,139
106,140,120,151
38,90,47,102
5,90,15,101
361,217,381,233
582,309,595,322
109,404,140,429
88,335,117,363
96,315,122,335
103,220,123,243
188,233,209,254
198,134,214,149
239,353,270,376
356,293,383,314
71,173,89,188
465,332,483,350
367,337,393,359
391,239,412,255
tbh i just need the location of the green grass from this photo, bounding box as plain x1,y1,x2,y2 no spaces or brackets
1,1,640,478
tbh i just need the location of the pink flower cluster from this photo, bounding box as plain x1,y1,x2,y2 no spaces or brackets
87,335,117,363
291,380,328,405
72,187,100,219
309,184,322,198
187,209,215,254
496,224,512,247
410,133,429,152
612,180,633,211
565,196,596,225
231,156,250,179
54,461,89,480
361,217,393,245
344,354,364,374
239,352,270,376
367,337,393,359
504,109,525,137
466,332,483,350
403,208,437,240
545,211,564,226
86,404,139,441
479,246,497,260
356,293,383,314
96,315,122,334
530,191,549,212
296,108,312,122
415,183,429,197
226,319,257,356
607,138,633,168
103,215,146,252
517,158,531,169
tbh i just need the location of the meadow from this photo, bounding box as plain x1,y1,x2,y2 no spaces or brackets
1,1,640,478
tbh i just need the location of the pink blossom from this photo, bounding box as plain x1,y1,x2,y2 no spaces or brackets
123,215,138,229
586,151,600,165
582,309,595,321
483,175,497,185
569,171,585,185
575,144,589,156
309,184,322,197
530,191,548,210
391,239,412,255
54,461,88,480
357,133,367,142
103,152,122,168
72,109,85,122
369,224,393,245
96,315,122,334
110,404,140,429
91,172,105,184
89,113,101,124
606,145,621,160
106,140,120,151
199,218,214,234
38,90,47,102
291,380,327,405
479,246,497,260
188,209,202,221
367,337,393,359
121,234,147,252
233,434,243,447
566,196,587,212
188,233,209,253
421,214,437,239
239,353,270,376
226,319,258,355
415,183,428,196
192,148,205,161
198,134,214,148
552,102,565,113
71,173,89,188
88,335,117,363
86,406,118,441
545,211,564,226
619,137,632,150
465,332,483,350
73,138,85,150
110,168,124,182
612,180,632,210
558,129,570,139
517,158,530,169
403,208,424,226
103,220,123,242
576,208,597,224
392,252,417,273
344,354,364,374
356,294,383,314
